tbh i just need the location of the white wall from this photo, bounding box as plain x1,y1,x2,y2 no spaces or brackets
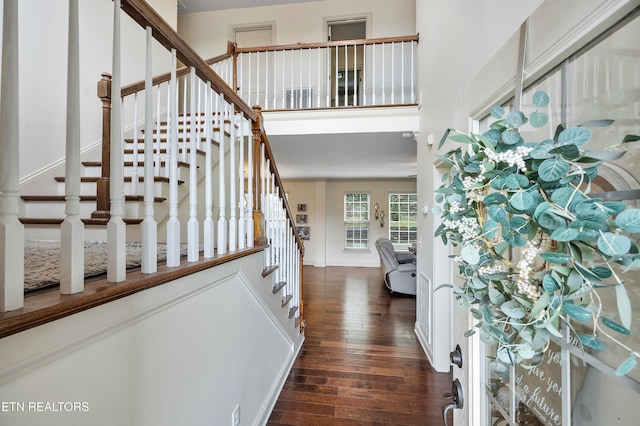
177,0,416,60
15,0,176,185
0,253,302,426
283,178,416,267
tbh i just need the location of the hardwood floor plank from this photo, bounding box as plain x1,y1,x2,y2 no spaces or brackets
268,266,452,425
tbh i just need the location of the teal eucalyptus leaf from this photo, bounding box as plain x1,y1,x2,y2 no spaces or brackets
562,302,592,322
531,139,555,159
507,111,526,128
540,252,570,264
501,300,526,319
490,105,505,119
615,209,640,233
510,191,535,211
542,274,559,292
551,227,580,242
532,91,550,108
577,334,605,350
558,127,592,147
597,232,631,257
601,316,631,335
615,355,637,377
503,130,523,145
538,158,570,182
529,111,548,128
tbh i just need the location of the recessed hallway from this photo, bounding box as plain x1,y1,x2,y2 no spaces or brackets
268,266,452,425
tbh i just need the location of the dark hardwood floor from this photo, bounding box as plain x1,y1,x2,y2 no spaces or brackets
268,266,453,425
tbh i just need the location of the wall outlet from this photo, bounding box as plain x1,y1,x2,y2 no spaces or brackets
232,403,240,426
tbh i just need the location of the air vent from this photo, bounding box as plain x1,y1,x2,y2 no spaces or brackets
285,88,313,109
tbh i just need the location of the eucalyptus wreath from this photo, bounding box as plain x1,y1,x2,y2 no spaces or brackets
434,91,640,375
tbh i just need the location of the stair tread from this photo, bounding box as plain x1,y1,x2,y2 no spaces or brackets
272,281,286,294
21,195,166,202
54,176,184,184
281,294,292,308
262,264,279,277
20,217,143,225
82,160,194,169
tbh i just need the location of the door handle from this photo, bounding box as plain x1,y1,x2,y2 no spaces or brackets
442,379,464,426
450,344,463,368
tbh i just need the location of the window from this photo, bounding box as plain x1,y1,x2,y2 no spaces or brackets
344,193,369,248
388,193,417,244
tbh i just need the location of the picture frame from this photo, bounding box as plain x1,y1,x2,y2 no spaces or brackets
296,214,308,224
296,226,310,240
297,203,307,212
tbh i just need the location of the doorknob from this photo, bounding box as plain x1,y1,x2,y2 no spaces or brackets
442,379,464,426
450,344,463,368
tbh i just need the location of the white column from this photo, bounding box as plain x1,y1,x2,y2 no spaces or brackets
217,96,227,254
203,83,215,258
141,26,157,274
0,0,24,311
187,68,199,262
61,0,84,294
107,0,127,282
166,49,181,267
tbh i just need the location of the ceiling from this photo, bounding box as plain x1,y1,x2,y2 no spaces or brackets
178,0,323,13
177,0,418,181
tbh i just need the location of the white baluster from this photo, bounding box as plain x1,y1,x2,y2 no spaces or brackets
372,43,376,105
228,108,238,252
391,42,395,104
299,50,303,108
217,95,227,254
317,47,321,108
197,80,202,150
203,83,215,258
131,93,139,194
363,44,367,106
247,119,254,248
166,48,181,267
273,51,277,109
182,75,188,162
238,52,243,101
60,0,84,295
265,50,269,109
308,48,312,107
238,116,246,250
141,26,157,274
108,0,126,282
248,53,252,107
411,41,415,103
154,84,161,176
401,41,405,104
256,52,261,107
164,82,171,177
344,45,348,106
291,49,294,108
382,43,386,104
353,44,357,106
282,51,286,108
334,46,338,107
187,68,199,262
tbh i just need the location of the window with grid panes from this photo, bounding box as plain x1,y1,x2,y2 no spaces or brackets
344,193,369,248
388,193,417,244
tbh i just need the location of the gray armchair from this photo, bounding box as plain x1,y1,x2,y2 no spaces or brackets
375,238,417,295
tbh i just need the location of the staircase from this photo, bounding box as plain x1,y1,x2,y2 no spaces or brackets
2,0,305,352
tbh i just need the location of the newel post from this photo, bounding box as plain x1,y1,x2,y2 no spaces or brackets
93,72,112,219
230,41,239,93
251,105,267,246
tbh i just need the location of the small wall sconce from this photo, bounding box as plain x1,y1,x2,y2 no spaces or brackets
379,210,385,227
374,202,379,219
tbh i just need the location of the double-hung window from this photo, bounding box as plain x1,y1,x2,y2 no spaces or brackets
344,193,369,248
388,193,418,244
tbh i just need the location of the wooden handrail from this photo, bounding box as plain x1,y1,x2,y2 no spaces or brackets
120,0,255,120
120,41,235,98
251,106,305,256
234,34,419,54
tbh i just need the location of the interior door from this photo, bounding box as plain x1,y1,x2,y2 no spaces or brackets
328,20,365,106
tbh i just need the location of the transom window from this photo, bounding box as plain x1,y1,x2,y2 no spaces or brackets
388,193,417,244
344,193,369,248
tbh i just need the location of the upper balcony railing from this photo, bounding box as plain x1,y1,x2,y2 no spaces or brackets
210,35,419,111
